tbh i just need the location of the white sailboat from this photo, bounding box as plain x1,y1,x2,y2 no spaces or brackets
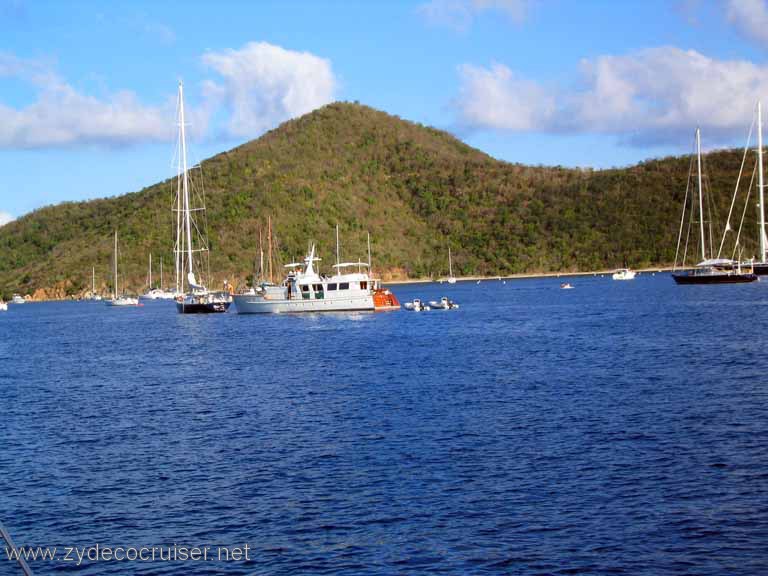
90,267,102,300
11,294,25,304
446,246,457,284
0,300,7,311
105,231,140,306
142,253,176,300
173,80,231,314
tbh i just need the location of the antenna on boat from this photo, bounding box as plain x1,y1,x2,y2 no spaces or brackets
336,223,340,269
367,231,372,271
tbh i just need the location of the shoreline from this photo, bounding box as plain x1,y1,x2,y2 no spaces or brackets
382,266,679,286
15,266,684,302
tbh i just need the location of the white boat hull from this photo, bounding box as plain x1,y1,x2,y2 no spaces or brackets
141,289,178,300
0,302,7,311
612,270,636,280
106,297,140,307
234,293,374,314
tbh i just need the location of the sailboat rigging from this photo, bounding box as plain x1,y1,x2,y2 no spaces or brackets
173,80,232,313
672,127,757,284
106,231,140,306
447,246,456,284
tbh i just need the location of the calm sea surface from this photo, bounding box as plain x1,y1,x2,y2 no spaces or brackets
2,274,768,575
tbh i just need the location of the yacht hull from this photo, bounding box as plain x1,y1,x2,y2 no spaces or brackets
743,262,768,275
672,273,758,284
176,300,231,314
233,294,374,314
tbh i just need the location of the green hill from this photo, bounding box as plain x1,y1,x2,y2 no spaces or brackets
0,102,759,299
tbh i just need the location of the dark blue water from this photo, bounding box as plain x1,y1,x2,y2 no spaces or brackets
2,274,768,575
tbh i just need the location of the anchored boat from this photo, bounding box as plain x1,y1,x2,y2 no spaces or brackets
672,127,757,285
172,80,231,314
105,231,140,307
233,244,399,314
612,268,636,281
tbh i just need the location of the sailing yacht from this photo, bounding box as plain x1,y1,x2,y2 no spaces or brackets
90,267,102,300
738,100,768,275
672,128,757,285
446,246,456,284
141,254,176,300
173,81,231,314
105,231,140,306
0,300,7,312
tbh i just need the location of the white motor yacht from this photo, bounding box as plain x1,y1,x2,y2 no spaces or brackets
234,244,399,314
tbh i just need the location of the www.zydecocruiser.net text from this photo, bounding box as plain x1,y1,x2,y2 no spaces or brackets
5,543,251,566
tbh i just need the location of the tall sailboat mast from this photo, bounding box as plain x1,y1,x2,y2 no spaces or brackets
178,81,194,291
449,246,454,277
175,91,183,295
268,216,273,283
113,231,118,300
148,253,152,289
696,128,706,262
758,101,766,262
92,266,96,296
258,223,264,283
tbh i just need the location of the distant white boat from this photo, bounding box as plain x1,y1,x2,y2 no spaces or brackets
141,254,176,300
11,294,25,304
89,267,102,300
428,296,459,310
560,282,574,290
612,268,636,281
404,298,429,311
0,301,7,311
105,231,140,307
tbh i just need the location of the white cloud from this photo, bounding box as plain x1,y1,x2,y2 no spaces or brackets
202,42,337,139
455,47,768,146
457,63,554,130
726,0,768,47
0,53,173,148
0,211,14,227
418,0,530,30
0,41,336,149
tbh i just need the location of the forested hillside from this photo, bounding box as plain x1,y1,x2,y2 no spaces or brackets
0,102,757,299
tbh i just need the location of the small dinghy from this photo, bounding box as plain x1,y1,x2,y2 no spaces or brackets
404,298,430,311
428,296,459,310
560,282,574,290
0,301,7,312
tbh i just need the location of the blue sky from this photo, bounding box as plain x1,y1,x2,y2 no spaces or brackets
2,0,768,222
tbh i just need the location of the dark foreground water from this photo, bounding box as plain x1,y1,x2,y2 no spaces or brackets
2,274,768,575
